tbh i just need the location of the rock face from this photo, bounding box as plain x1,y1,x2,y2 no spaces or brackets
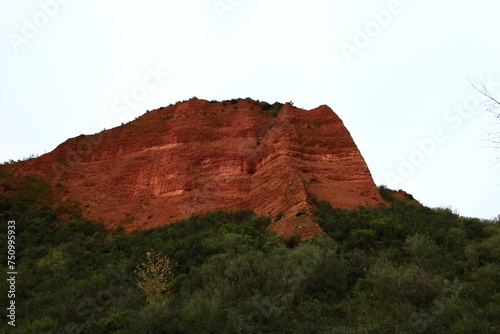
12,98,383,238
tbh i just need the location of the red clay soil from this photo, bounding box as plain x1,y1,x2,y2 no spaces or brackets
8,98,384,239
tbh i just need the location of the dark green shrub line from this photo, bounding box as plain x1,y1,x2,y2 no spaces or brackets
0,176,499,333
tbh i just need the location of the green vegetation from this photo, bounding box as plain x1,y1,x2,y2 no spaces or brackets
2,154,39,165
0,176,499,333
257,101,284,117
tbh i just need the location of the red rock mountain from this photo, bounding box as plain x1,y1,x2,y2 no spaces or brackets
9,98,383,239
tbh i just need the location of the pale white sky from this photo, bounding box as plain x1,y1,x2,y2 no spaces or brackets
1,0,499,219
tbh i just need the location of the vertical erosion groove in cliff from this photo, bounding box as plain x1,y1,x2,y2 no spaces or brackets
12,98,383,239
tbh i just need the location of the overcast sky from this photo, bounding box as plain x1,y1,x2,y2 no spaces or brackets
1,0,499,219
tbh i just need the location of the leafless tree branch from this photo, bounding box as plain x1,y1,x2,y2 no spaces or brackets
468,77,500,167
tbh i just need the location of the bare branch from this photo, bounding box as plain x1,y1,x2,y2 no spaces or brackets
468,77,500,165
468,77,500,105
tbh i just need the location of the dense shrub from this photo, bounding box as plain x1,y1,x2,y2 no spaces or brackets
0,177,498,333
257,101,284,116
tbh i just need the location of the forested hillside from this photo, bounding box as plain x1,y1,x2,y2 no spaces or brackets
1,175,499,333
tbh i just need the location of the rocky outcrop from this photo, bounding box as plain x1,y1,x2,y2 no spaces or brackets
11,98,383,238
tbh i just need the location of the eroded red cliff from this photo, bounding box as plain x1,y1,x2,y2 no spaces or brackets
11,98,383,238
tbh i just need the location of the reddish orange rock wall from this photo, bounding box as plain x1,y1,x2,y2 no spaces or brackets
13,99,383,238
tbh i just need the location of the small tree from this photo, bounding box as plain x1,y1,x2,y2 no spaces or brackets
135,249,175,304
